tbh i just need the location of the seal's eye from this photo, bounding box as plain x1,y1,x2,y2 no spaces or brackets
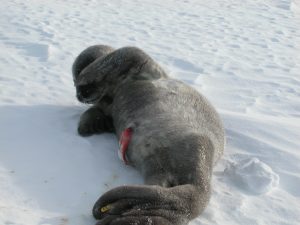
77,83,97,98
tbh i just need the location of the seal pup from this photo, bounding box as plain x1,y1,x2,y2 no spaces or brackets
72,45,225,225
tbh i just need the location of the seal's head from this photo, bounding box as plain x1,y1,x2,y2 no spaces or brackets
73,64,129,104
72,45,116,104
73,63,110,104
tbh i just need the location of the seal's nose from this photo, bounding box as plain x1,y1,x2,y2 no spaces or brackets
76,92,83,101
77,84,95,99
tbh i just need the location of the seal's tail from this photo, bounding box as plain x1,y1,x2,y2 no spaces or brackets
92,183,210,225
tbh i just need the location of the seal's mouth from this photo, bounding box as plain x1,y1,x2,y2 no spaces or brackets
79,95,100,104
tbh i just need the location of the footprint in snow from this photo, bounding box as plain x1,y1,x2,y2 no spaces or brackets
171,58,204,74
224,157,279,195
6,42,50,62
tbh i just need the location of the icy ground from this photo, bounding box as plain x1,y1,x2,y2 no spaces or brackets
0,0,300,224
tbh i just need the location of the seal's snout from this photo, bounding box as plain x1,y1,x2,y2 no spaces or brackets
77,84,93,98
76,83,100,103
76,92,84,102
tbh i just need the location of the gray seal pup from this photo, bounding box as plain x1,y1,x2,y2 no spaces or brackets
72,45,225,225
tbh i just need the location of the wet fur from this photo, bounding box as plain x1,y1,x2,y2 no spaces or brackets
72,45,225,225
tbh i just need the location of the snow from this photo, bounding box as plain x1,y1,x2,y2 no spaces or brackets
225,157,280,195
0,0,299,225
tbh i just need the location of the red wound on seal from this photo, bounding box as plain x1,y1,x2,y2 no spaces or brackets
118,127,133,165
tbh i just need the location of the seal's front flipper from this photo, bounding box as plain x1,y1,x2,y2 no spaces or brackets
78,106,114,136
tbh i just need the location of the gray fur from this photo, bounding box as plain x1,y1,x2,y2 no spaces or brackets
72,45,225,225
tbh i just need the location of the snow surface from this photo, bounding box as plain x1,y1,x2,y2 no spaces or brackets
0,0,299,224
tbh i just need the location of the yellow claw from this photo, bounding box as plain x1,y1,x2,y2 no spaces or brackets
100,205,112,213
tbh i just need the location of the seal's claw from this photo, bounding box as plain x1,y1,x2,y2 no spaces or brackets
100,204,112,213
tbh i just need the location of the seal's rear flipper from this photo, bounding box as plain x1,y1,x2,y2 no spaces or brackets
95,215,173,225
92,184,210,225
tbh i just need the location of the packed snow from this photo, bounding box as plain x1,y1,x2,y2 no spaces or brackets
0,0,299,225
